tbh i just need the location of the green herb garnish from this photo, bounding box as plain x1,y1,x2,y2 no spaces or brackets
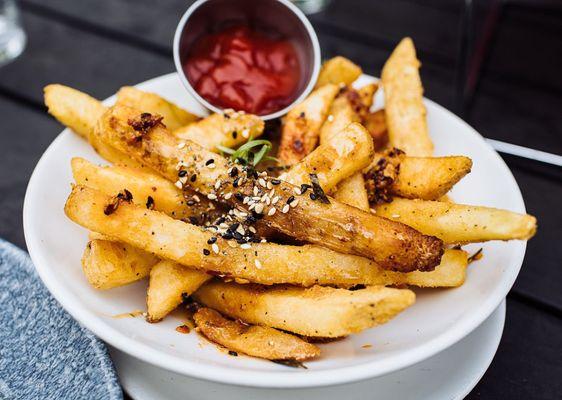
217,137,277,166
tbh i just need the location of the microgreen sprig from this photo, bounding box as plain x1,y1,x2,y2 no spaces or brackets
217,138,278,166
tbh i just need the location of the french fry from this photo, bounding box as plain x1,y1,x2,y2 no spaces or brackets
194,282,415,338
44,84,149,170
81,239,158,289
95,105,444,271
283,122,374,194
146,261,210,322
278,84,339,165
194,307,320,361
173,111,264,151
72,157,220,221
382,38,433,156
375,198,537,243
364,109,388,150
315,56,362,88
65,186,457,286
333,173,370,210
116,86,199,130
364,150,473,202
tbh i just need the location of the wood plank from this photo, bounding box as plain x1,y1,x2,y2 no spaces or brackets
467,297,562,399
0,98,60,249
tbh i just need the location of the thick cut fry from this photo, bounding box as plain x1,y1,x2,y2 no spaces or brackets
283,123,374,194
72,157,219,221
194,307,320,361
319,94,359,144
146,261,210,322
96,105,444,271
195,283,415,338
173,111,264,151
315,56,362,88
116,86,199,130
382,38,433,156
65,186,456,286
81,239,158,289
375,198,537,243
44,84,150,170
44,84,106,140
278,84,339,165
333,173,370,210
364,109,388,150
364,150,473,202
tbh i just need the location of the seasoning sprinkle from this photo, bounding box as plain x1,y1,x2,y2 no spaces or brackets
271,179,281,185
203,249,210,256
268,207,276,216
211,243,220,254
205,159,215,166
282,204,290,213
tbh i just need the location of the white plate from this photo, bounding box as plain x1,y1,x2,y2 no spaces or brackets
24,73,527,388
111,300,506,400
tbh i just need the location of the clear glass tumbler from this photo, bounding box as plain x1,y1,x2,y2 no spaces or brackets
0,0,25,66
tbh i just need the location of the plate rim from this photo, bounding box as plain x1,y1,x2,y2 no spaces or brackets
24,72,526,388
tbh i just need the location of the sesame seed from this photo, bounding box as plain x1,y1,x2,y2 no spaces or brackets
249,226,257,233
190,174,197,182
286,196,295,204
207,193,217,200
214,180,221,190
290,199,299,208
282,204,290,213
266,181,273,189
293,187,302,195
271,179,281,185
392,214,401,218
205,159,215,166
272,196,280,205
207,163,216,169
177,142,186,149
327,114,334,122
178,170,187,177
268,207,276,216
254,203,264,214
248,203,256,211
253,186,259,196
258,178,267,187
240,243,251,249
207,237,217,244
212,243,219,254
203,249,210,256
260,239,267,243
255,259,262,269
192,195,200,203
175,181,183,189
242,129,250,138
224,192,232,200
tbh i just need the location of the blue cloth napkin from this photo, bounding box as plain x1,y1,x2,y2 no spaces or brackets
0,239,123,400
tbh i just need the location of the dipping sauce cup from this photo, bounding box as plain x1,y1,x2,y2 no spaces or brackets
173,0,320,120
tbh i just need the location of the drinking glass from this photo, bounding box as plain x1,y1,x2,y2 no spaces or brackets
0,0,25,67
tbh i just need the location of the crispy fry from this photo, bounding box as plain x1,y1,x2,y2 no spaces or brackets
283,122,374,194
146,261,210,322
382,38,433,156
96,105,444,271
81,239,158,289
364,109,388,150
173,111,264,151
194,283,415,337
72,157,219,221
194,307,320,361
116,86,199,130
375,198,537,243
315,56,362,88
278,84,339,165
364,150,473,202
65,186,458,286
333,173,370,210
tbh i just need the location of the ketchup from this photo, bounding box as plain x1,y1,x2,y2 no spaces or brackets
184,25,301,116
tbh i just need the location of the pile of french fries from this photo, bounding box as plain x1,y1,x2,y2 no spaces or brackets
45,37,536,365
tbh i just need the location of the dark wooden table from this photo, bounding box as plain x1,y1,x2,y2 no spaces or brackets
1,1,560,398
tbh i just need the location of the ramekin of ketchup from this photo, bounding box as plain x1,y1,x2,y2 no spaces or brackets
173,0,320,119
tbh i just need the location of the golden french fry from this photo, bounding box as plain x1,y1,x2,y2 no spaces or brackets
194,307,320,361
195,283,415,338
65,186,457,286
283,122,374,194
146,261,211,322
315,56,362,88
278,84,339,165
81,239,158,289
364,109,388,150
173,111,264,151
116,86,199,130
375,198,537,243
333,173,370,210
71,157,220,221
95,105,444,272
382,38,433,156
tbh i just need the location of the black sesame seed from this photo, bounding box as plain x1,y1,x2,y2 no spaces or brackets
310,193,318,200
205,159,215,166
216,217,226,225
232,231,243,241
234,192,244,201
271,179,281,185
178,170,187,177
300,184,311,194
229,222,240,231
232,131,237,139
221,231,233,240
207,237,217,245
245,215,257,224
229,167,239,177
186,200,196,206
229,351,238,356
232,177,240,187
189,216,198,225
286,195,295,204
236,238,247,244
190,174,197,182
203,249,210,256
